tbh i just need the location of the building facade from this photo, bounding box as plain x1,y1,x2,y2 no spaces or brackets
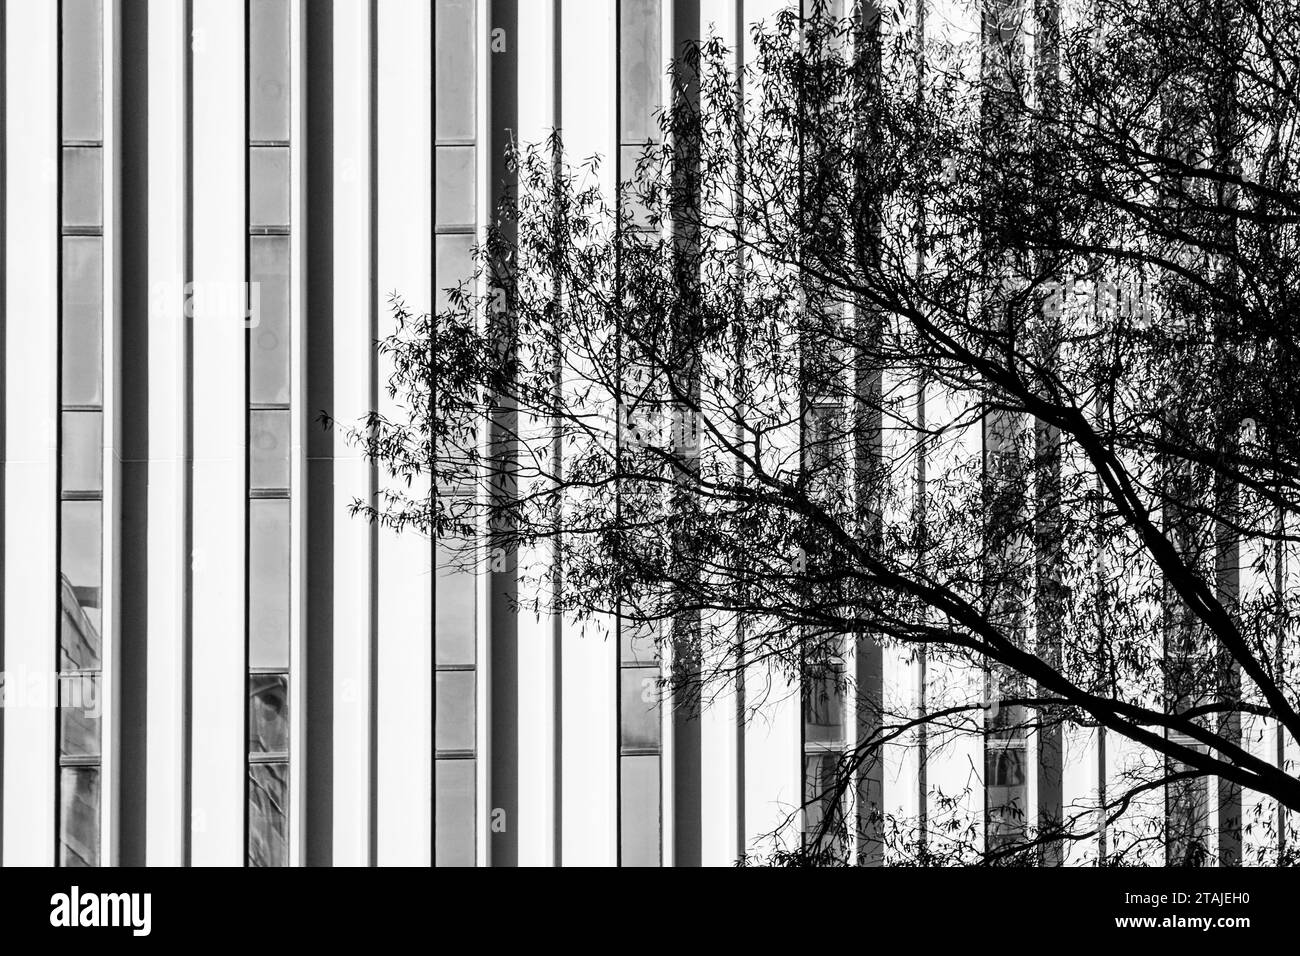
0,0,1289,867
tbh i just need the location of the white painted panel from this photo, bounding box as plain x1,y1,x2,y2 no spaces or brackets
189,0,247,866
143,0,189,867
2,0,59,867
558,0,618,867
375,0,433,866
331,0,375,866
514,0,559,868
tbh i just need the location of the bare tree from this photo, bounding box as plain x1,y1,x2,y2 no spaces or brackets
351,0,1300,865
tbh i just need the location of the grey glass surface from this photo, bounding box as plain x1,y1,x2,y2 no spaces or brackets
59,766,100,867
248,762,289,867
250,146,291,229
249,673,289,755
434,0,476,141
620,618,658,666
248,498,290,671
434,758,475,866
249,0,291,143
435,146,476,226
619,754,660,866
62,147,103,229
61,411,103,495
620,0,662,143
58,673,101,759
620,668,661,749
250,409,291,491
620,144,659,230
435,670,475,752
61,0,103,143
434,540,475,666
60,500,102,669
435,233,475,312
62,237,104,406
803,671,844,744
249,236,290,404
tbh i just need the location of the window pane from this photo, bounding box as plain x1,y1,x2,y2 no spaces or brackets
249,0,290,143
620,0,661,143
619,754,660,866
435,758,475,866
435,233,475,312
434,0,476,141
60,500,102,670
620,619,657,666
620,144,658,230
804,671,844,744
61,411,103,495
59,766,100,867
803,751,844,846
249,236,290,404
248,762,289,866
620,668,660,749
249,673,289,755
62,0,103,143
249,498,290,670
435,146,475,226
250,409,290,491
62,147,102,229
59,673,101,758
435,540,475,666
250,146,290,229
435,670,475,752
62,237,103,407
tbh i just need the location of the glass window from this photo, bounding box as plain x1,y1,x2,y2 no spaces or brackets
250,409,291,491
435,233,475,312
435,671,475,753
804,671,844,744
619,754,660,866
59,766,100,867
249,673,290,755
435,146,476,227
248,498,290,671
986,745,1026,787
620,619,657,666
620,144,658,230
435,758,475,866
60,500,102,669
248,762,289,866
620,668,660,749
620,0,661,143
435,541,475,666
61,411,103,495
58,673,101,758
250,146,291,230
62,147,103,229
803,751,844,845
61,0,103,144
249,236,290,404
249,0,290,143
62,237,104,407
434,0,476,141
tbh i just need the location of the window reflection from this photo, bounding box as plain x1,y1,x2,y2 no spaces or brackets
58,767,100,868
620,668,661,750
249,673,289,755
248,763,289,867
435,671,475,753
434,0,476,141
248,499,290,671
435,758,475,867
